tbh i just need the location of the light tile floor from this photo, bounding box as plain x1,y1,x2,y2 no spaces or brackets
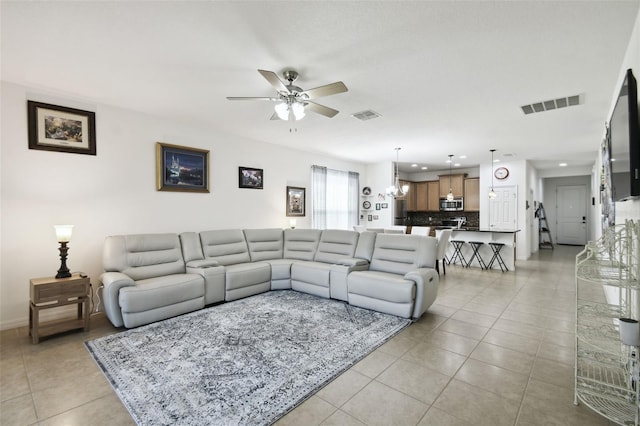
0,245,617,425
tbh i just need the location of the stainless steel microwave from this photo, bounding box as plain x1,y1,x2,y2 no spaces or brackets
440,197,464,211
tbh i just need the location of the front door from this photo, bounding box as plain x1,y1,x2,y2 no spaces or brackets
489,185,517,231
556,185,587,245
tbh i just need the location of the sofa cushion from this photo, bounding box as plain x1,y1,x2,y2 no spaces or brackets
119,273,204,313
200,229,251,265
283,229,322,261
103,234,186,281
369,234,437,275
291,261,331,287
348,270,416,303
243,228,284,261
225,262,271,290
314,229,359,264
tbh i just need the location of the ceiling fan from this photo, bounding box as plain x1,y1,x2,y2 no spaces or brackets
227,69,348,121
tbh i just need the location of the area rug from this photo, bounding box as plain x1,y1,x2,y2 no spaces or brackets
85,290,410,425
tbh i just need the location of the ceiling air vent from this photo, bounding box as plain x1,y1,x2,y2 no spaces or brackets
521,94,581,115
352,110,382,121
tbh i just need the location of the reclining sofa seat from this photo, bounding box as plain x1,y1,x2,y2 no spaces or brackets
347,234,439,319
243,228,290,289
289,229,374,300
101,233,205,328
196,229,272,302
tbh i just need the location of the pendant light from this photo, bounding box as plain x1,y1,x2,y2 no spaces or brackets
446,154,455,201
488,149,497,199
386,147,409,199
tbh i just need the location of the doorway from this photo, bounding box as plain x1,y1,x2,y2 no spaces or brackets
556,185,587,245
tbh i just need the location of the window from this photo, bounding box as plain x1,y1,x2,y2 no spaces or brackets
311,165,359,230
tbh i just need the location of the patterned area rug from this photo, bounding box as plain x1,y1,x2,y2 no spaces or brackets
86,290,410,425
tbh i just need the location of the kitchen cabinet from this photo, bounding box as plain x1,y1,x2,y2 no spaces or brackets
439,174,465,198
464,178,480,211
400,180,416,211
415,182,429,211
427,181,440,211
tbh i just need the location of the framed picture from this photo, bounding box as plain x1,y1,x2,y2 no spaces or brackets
367,215,373,222
27,101,96,155
286,186,305,217
381,203,388,209
375,203,381,210
239,167,263,189
156,142,209,193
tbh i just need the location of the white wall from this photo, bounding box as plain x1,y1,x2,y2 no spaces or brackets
0,81,367,329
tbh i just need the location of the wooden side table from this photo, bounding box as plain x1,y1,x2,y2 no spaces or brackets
29,273,90,344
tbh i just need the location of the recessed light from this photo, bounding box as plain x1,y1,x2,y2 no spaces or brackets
559,162,568,167
454,163,461,167
493,159,500,163
421,166,427,170
411,163,418,168
445,159,452,164
611,158,617,162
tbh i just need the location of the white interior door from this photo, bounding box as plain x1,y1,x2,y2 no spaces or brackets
489,186,517,231
556,185,587,245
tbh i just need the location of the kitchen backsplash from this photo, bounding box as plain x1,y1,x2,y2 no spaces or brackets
406,211,479,228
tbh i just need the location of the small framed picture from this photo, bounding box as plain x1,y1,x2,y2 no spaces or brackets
286,186,305,217
381,203,388,209
156,142,209,192
367,215,373,222
27,101,96,155
375,203,381,210
239,167,263,189
373,215,379,220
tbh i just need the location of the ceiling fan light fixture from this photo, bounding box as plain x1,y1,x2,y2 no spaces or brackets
275,102,289,120
291,102,305,120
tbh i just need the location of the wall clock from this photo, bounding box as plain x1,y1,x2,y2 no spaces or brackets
494,167,509,180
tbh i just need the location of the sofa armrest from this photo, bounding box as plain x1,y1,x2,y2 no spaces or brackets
100,272,135,328
336,258,369,267
186,259,220,268
404,268,439,319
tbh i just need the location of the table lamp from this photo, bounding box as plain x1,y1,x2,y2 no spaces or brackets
54,225,73,278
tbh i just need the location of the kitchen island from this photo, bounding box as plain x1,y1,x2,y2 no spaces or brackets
443,228,519,271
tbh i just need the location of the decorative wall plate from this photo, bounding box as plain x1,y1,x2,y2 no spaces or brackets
362,187,372,195
494,167,509,180
362,201,371,209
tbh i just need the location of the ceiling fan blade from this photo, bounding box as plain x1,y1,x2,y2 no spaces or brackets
302,81,348,99
226,96,279,101
306,101,339,118
258,69,290,93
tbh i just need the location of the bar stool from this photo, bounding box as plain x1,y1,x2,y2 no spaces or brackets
449,240,467,266
466,241,487,270
488,242,509,272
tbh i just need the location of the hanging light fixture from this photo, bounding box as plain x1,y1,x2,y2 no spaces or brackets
386,147,409,199
275,99,305,121
489,149,497,199
446,154,455,201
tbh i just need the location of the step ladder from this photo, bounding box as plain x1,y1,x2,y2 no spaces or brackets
536,203,554,249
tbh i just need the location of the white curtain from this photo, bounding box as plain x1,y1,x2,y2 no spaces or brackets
311,165,359,230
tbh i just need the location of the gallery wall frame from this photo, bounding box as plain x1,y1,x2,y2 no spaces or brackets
239,167,264,189
27,101,96,155
286,186,305,217
156,142,209,193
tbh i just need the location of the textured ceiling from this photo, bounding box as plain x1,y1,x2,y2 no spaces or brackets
2,1,639,174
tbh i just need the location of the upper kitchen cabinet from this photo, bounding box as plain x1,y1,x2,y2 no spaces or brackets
464,177,479,211
439,174,465,198
427,181,440,211
415,181,429,211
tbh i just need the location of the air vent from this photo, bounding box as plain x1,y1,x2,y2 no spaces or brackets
521,94,581,115
352,110,382,121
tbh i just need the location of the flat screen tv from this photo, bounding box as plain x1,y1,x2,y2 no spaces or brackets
609,68,640,199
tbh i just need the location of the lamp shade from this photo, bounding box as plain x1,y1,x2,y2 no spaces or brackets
275,102,289,120
54,225,73,243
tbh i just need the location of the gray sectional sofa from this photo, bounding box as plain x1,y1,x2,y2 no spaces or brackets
100,228,439,328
